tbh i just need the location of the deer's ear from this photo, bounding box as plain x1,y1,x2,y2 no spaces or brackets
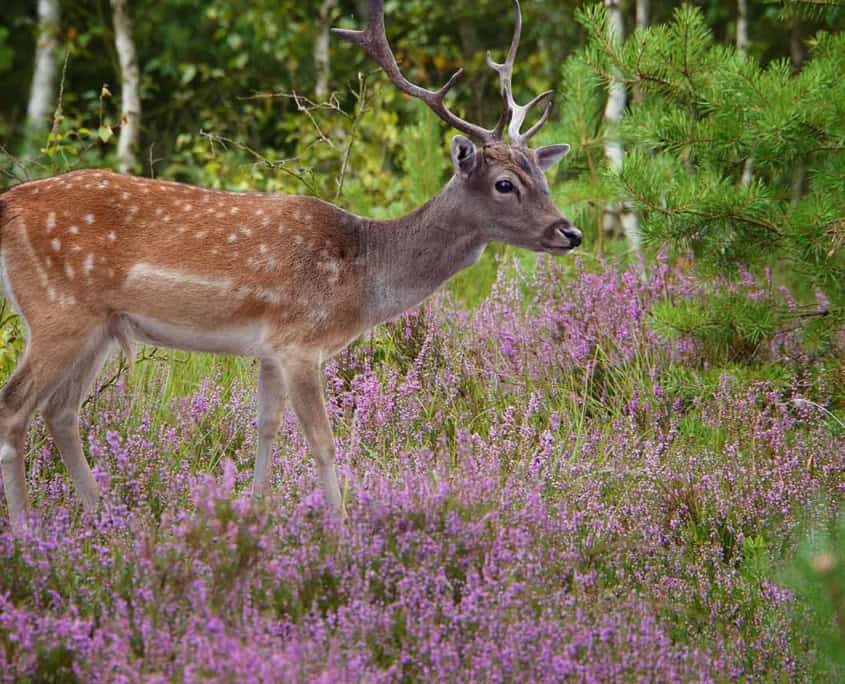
536,144,570,171
451,135,478,176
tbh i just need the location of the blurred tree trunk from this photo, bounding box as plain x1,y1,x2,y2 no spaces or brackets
737,0,753,186
636,0,648,29
603,0,641,255
26,0,60,139
111,0,141,173
314,0,337,100
633,0,648,104
790,17,806,203
736,0,748,52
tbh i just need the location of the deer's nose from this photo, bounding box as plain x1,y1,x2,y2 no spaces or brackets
561,225,581,247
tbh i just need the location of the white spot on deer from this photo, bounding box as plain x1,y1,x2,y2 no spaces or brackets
183,204,193,212
47,287,56,301
46,212,56,230
155,207,164,217
228,234,238,243
69,225,79,235
51,238,61,251
45,256,52,268
83,254,94,275
255,289,281,305
239,227,252,237
65,263,75,280
256,208,264,216
121,192,130,201
98,180,110,189
211,248,219,256
0,443,18,466
71,245,82,253
163,214,171,223
84,212,95,225
321,259,339,272
264,257,277,271
128,206,139,216
308,308,328,326
195,230,208,239
215,211,225,219
107,231,117,242
108,269,115,278
230,207,240,215
293,235,304,245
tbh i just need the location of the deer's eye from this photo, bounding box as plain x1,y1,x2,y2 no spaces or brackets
495,179,514,194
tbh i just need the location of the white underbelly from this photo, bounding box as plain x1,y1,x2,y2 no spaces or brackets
124,313,270,356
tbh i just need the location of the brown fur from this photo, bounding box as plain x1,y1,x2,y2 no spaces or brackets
0,138,577,524
1,170,368,352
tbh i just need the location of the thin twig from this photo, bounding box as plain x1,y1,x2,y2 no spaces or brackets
335,72,371,204
47,47,71,154
199,130,317,192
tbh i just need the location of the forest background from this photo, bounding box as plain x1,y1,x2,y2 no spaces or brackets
0,0,844,680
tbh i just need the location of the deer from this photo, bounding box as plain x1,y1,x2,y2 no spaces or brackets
0,0,581,526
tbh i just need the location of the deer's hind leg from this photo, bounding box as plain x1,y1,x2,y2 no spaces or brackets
253,357,287,496
41,329,115,512
0,319,110,524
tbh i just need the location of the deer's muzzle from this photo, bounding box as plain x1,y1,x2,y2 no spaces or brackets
541,220,582,252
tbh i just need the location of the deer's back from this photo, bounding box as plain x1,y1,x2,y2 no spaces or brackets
0,170,369,353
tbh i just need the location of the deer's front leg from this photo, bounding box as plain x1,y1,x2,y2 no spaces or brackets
282,356,343,514
253,358,287,495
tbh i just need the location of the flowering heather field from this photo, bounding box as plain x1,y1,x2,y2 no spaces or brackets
1,256,843,681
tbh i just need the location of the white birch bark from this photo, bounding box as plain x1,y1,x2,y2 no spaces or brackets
26,0,61,133
314,0,337,101
636,0,649,30
737,0,753,186
736,0,749,53
603,0,641,252
111,0,141,173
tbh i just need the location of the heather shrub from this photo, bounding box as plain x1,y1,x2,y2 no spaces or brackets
0,257,842,680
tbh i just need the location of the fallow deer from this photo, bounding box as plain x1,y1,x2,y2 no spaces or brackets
0,0,580,525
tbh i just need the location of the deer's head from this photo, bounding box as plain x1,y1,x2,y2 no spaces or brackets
334,0,581,255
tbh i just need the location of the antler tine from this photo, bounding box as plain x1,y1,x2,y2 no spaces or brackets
486,0,554,145
332,0,496,143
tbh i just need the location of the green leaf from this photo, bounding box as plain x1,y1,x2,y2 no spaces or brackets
181,64,197,85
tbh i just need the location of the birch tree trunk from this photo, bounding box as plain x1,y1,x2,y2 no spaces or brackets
314,0,337,101
633,0,648,104
603,0,641,254
111,0,141,173
26,0,61,135
737,0,754,186
636,0,649,30
736,0,749,53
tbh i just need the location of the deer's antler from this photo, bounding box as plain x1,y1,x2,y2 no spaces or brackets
333,0,553,146
332,0,500,143
485,0,554,145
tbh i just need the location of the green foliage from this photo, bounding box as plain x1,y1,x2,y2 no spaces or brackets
577,4,845,354
651,292,784,363
782,509,845,680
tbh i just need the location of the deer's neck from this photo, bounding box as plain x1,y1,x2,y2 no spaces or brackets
362,179,485,326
